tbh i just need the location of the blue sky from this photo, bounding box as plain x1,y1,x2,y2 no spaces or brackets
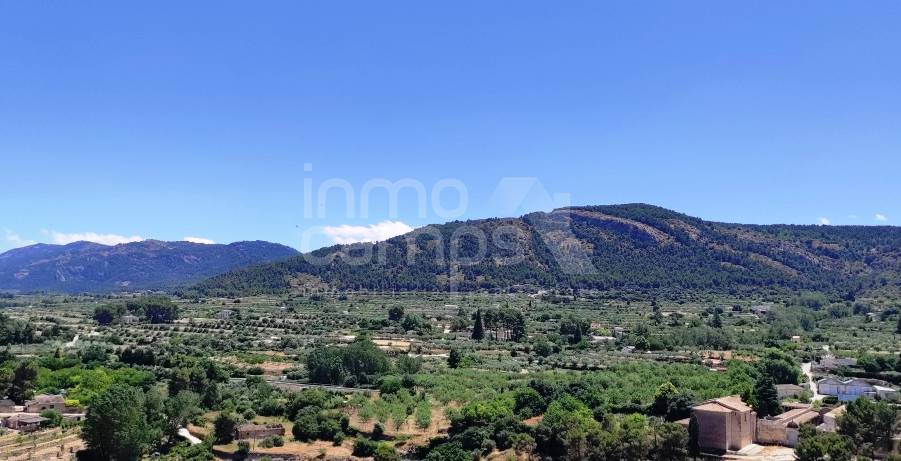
1,1,899,252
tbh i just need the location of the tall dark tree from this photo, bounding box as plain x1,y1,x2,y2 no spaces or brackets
448,348,462,369
710,310,723,329
7,360,38,404
753,376,780,417
471,309,485,341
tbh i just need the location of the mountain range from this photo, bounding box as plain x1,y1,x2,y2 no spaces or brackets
193,204,901,298
0,240,298,293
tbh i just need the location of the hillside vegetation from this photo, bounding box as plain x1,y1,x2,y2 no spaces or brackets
194,204,901,298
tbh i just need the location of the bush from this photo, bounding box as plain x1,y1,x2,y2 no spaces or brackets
353,438,378,457
373,443,399,461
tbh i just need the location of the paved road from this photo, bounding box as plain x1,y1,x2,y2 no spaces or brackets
178,427,203,445
802,362,825,401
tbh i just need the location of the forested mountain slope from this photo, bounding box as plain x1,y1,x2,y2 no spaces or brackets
194,204,901,297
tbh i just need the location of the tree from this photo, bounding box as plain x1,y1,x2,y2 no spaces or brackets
653,421,689,461
896,314,901,334
448,348,462,369
163,391,201,440
7,360,38,404
687,415,700,458
82,384,153,461
395,355,422,375
387,306,404,322
753,376,780,417
710,310,723,329
757,349,801,384
213,412,238,444
795,424,852,461
471,309,485,341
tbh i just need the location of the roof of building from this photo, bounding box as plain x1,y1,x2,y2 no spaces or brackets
767,408,820,427
693,396,753,413
817,377,872,386
26,394,64,404
236,423,283,432
7,414,48,424
775,384,804,391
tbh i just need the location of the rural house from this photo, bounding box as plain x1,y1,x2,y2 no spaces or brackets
2,414,48,432
816,377,899,402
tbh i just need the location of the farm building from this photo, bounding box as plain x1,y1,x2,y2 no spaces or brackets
24,394,66,413
2,414,48,432
756,407,821,447
235,423,285,440
691,396,757,452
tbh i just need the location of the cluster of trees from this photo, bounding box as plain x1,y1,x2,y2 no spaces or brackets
305,337,391,386
471,307,526,342
426,382,692,461
92,296,179,325
797,397,899,460
79,384,206,460
0,312,69,345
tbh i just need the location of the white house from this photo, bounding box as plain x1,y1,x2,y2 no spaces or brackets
817,377,880,401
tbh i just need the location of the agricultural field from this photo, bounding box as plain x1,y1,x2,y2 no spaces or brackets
1,290,900,460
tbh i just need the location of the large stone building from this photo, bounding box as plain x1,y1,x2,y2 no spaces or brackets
691,396,757,452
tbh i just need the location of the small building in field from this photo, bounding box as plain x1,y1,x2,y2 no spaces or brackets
756,407,821,447
235,423,285,440
790,335,801,344
775,384,805,400
216,309,235,320
120,314,140,324
2,414,48,432
24,394,66,413
691,396,757,453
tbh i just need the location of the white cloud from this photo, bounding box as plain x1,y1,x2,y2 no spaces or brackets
817,217,831,225
45,230,144,246
4,229,37,248
875,213,888,222
184,236,216,245
322,221,415,244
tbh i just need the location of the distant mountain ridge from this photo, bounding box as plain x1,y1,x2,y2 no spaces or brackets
0,239,299,293
194,204,901,297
